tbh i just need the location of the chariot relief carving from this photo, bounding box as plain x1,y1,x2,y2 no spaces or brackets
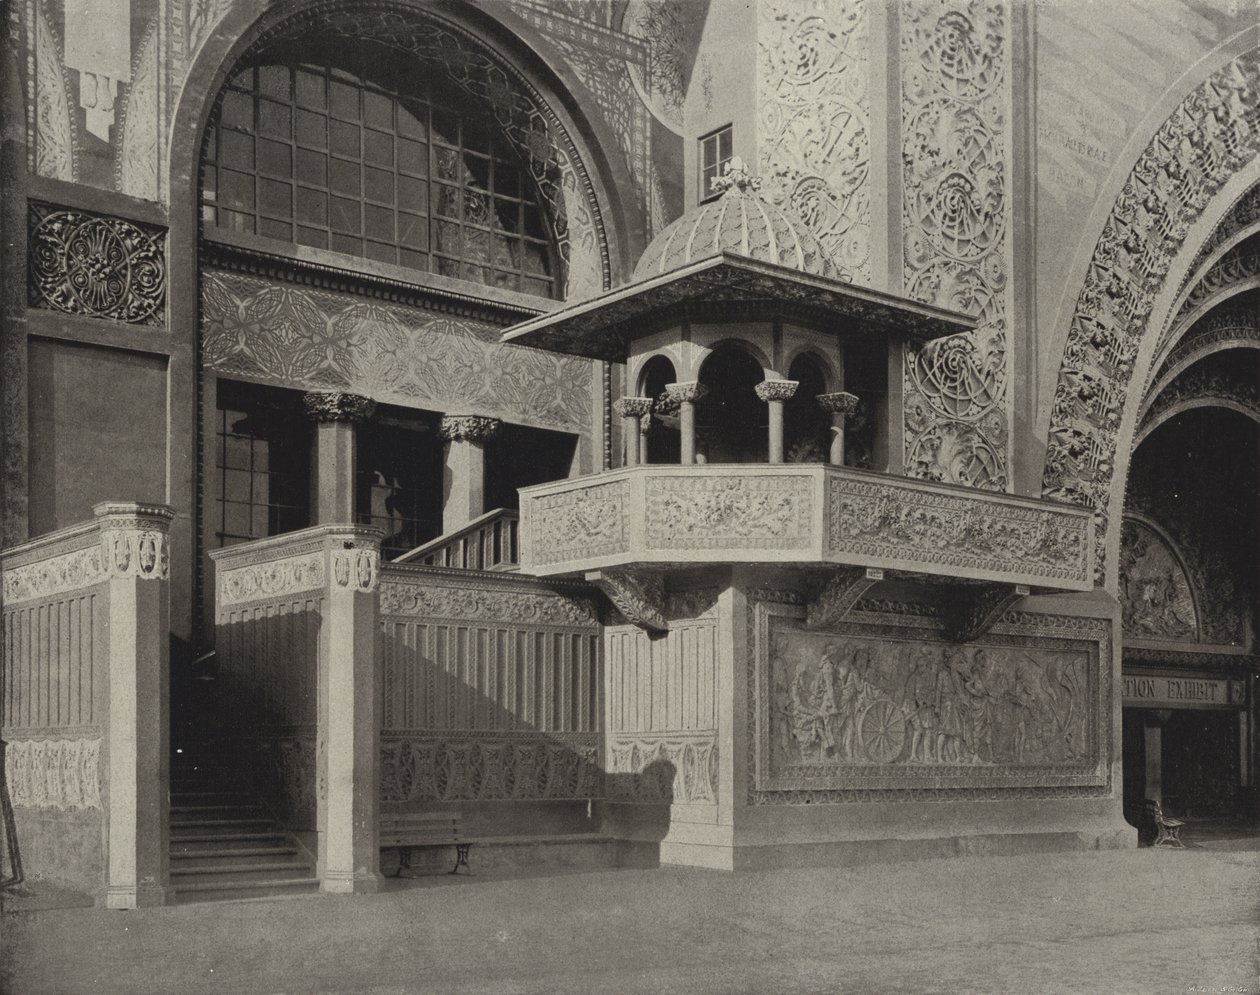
770,629,1089,772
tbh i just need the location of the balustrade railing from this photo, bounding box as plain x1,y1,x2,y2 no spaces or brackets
395,508,519,571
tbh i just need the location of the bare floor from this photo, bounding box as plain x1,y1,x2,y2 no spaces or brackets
4,845,1259,995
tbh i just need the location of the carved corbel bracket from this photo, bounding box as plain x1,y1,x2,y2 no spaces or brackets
806,567,883,629
586,568,668,633
946,583,1030,643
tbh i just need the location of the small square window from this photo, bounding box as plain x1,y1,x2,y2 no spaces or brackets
699,125,734,203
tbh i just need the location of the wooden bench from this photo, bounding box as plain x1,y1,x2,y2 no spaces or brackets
380,813,471,876
1143,798,1185,848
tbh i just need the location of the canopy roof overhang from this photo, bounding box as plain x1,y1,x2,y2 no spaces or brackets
501,252,977,361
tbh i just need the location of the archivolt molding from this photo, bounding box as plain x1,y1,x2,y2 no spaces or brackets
227,0,612,299
1142,310,1260,417
1168,240,1260,334
1134,368,1260,450
1042,48,1260,582
1177,183,1260,299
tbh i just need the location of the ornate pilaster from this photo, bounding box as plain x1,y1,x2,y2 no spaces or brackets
92,502,175,909
303,392,375,525
817,391,860,466
440,415,503,529
664,382,708,465
755,379,799,463
613,397,653,467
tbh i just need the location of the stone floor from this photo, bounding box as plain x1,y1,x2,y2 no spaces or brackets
3,841,1259,995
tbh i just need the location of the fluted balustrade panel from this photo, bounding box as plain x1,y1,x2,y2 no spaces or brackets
217,598,323,729
3,593,99,732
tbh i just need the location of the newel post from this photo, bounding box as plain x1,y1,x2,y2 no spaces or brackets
317,527,385,894
95,502,174,909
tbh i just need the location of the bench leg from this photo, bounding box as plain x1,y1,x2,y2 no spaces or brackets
389,846,412,877
450,843,471,875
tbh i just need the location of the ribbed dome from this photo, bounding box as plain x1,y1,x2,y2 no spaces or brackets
633,158,841,282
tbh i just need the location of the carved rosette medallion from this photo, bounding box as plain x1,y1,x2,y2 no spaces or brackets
900,2,1010,490
28,203,166,324
646,475,813,550
439,415,502,444
754,379,800,403
302,391,376,423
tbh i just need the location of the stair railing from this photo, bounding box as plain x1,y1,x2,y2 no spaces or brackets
393,508,519,571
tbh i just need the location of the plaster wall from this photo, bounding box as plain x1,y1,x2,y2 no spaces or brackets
27,337,167,535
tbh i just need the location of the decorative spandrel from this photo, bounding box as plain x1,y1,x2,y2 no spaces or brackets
28,203,166,325
1118,518,1197,642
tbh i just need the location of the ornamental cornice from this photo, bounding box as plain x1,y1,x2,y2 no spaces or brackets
817,391,860,415
613,396,654,418
3,544,105,604
440,414,502,443
302,391,376,423
664,381,708,405
379,576,599,626
208,525,384,570
218,552,326,607
754,379,799,403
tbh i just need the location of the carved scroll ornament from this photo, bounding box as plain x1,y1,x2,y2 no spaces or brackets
29,203,165,324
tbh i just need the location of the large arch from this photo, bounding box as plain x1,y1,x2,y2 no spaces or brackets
161,0,630,646
1040,37,1260,591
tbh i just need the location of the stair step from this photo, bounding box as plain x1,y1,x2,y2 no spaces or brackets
172,861,311,879
171,818,275,831
172,804,263,816
171,881,320,901
170,831,290,845
172,847,300,866
174,875,319,895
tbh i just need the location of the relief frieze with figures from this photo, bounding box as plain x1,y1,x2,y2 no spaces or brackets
751,601,1109,798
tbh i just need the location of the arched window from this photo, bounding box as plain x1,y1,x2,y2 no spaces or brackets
640,355,680,465
697,345,767,463
201,40,559,298
786,353,830,462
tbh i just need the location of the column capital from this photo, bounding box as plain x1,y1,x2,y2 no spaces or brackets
303,391,376,424
755,379,799,403
440,414,503,443
664,381,708,405
613,396,654,419
817,391,860,416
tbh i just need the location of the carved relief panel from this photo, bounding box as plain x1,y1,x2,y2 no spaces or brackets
757,0,872,283
28,203,166,324
900,0,1011,491
751,598,1110,799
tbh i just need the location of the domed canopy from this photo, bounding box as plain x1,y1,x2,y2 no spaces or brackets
633,158,841,281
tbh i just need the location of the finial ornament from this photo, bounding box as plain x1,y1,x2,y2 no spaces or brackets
711,156,763,197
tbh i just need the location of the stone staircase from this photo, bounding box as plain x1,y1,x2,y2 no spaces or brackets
169,751,317,904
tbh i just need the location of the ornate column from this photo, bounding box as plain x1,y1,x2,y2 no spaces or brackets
613,397,653,467
664,382,707,465
440,415,502,529
303,392,376,525
95,502,175,909
817,391,860,466
755,380,799,463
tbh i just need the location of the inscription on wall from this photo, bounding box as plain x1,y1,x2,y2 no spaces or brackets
1122,675,1243,709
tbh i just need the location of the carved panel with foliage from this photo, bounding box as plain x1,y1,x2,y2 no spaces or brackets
901,1,1010,491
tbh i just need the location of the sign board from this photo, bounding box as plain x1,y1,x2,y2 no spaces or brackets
1122,675,1244,709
